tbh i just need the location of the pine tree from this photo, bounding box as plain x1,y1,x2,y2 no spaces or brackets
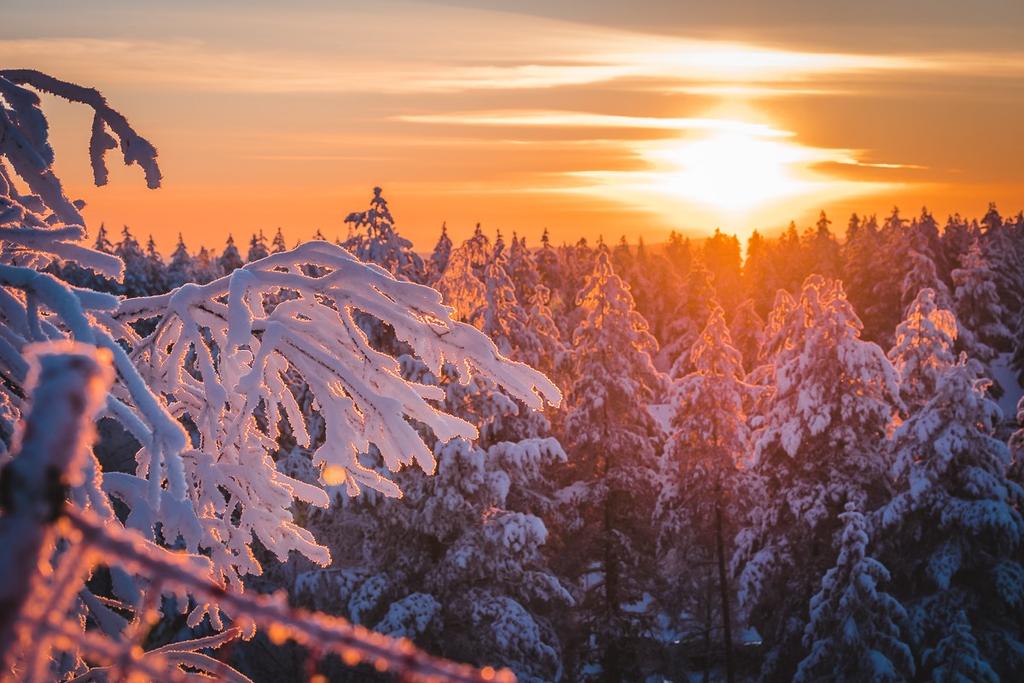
878,357,1024,679
922,611,999,683
742,230,781,317
115,225,148,296
523,284,566,385
940,213,978,275
558,250,665,681
665,230,692,280
492,229,507,263
506,234,542,307
219,233,243,274
661,259,718,376
952,238,1012,361
93,223,113,253
801,211,841,280
479,261,540,362
842,214,886,340
656,305,749,682
192,245,219,283
794,505,914,683
888,288,959,411
167,233,193,288
729,299,765,372
734,275,900,681
294,355,570,682
436,240,488,323
702,228,743,311
271,227,288,253
535,228,563,312
343,187,424,282
900,248,951,317
426,222,453,283
247,229,269,262
143,234,168,293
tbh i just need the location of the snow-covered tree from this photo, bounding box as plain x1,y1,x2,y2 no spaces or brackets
733,275,901,681
523,283,566,384
436,229,492,323
92,223,114,252
900,246,950,317
192,244,220,283
167,232,194,288
271,226,288,253
878,357,1024,679
794,505,914,683
661,258,718,376
729,298,765,372
247,229,270,262
952,238,1013,361
922,611,999,683
800,211,842,280
144,234,168,293
888,288,959,411
558,250,665,681
656,305,749,681
534,228,563,311
506,234,541,307
219,233,244,274
115,225,149,296
343,186,424,282
0,69,553,683
426,222,453,283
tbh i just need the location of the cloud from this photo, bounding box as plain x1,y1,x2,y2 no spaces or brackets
3,15,1023,97
397,111,793,136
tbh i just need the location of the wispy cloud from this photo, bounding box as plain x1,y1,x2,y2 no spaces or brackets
3,18,1023,96
397,111,793,136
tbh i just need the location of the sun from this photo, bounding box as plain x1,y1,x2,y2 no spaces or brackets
643,129,821,214
560,114,898,237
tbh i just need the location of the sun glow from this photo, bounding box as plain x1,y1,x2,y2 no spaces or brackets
645,130,818,212
556,115,898,237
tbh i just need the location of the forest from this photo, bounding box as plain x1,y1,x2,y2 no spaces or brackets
1,70,1023,683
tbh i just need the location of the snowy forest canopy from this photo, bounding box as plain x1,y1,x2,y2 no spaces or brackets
2,71,1024,683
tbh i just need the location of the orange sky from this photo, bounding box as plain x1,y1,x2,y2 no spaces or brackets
4,0,1024,252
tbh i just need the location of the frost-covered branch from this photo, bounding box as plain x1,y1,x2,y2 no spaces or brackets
0,342,112,674
63,506,514,683
0,69,161,226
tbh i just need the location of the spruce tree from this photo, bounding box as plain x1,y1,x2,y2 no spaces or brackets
729,299,765,372
887,288,958,411
342,187,424,282
219,234,243,274
115,225,148,296
426,222,453,283
271,226,288,253
794,506,914,683
952,238,1012,361
167,233,193,288
558,250,665,681
143,234,168,293
656,305,749,682
246,229,269,262
734,275,900,681
879,357,1024,679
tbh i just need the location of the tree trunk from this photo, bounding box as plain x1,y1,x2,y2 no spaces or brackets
715,485,736,683
602,462,621,682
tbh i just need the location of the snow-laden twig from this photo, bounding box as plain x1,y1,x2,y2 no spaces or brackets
64,505,515,683
0,342,113,675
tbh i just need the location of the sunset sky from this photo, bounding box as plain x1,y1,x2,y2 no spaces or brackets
5,0,1024,252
